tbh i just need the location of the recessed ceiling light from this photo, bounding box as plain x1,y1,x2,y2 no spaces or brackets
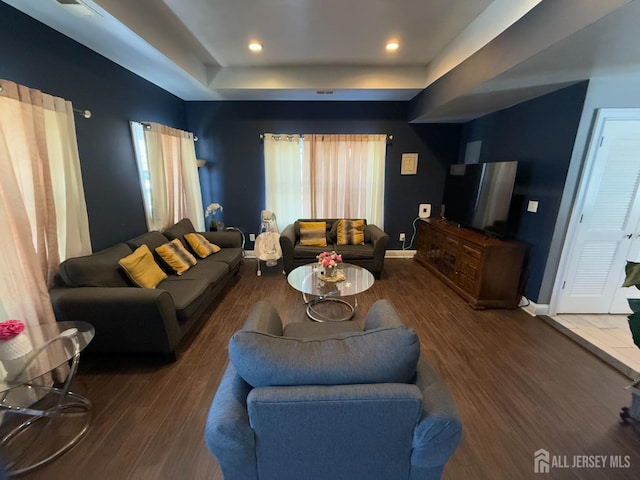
386,41,400,52
248,42,263,52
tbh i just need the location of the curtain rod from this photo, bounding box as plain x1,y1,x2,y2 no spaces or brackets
73,108,92,119
135,121,198,141
0,85,92,119
259,133,393,144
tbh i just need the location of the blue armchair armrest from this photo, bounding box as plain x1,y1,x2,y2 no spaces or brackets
411,356,463,468
205,363,257,480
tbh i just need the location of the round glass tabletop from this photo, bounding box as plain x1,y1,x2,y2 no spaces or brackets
287,263,375,298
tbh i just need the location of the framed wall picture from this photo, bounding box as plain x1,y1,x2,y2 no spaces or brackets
401,153,418,175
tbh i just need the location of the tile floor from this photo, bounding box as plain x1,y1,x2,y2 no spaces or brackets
547,313,640,380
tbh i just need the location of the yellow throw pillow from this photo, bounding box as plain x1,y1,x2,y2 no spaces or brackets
119,245,167,288
299,221,327,246
184,232,221,259
337,219,365,246
155,239,197,275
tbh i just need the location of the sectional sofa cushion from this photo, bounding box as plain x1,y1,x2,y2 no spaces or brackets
298,221,327,246
58,243,132,287
291,244,331,259
337,219,366,245
185,233,221,258
127,231,170,252
328,219,371,244
118,245,168,288
163,218,196,242
176,257,229,284
159,277,213,322
229,325,420,387
334,243,375,259
155,239,198,275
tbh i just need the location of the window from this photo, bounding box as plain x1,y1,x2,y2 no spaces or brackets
264,133,387,228
130,121,205,231
130,121,153,217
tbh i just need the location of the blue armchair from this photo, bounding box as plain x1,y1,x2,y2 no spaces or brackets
205,299,462,480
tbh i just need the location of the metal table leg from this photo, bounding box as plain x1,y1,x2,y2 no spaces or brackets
0,334,92,476
303,292,358,322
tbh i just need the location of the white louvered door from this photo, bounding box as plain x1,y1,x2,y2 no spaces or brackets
557,118,640,313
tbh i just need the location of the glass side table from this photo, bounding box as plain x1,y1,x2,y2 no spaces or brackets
0,321,94,476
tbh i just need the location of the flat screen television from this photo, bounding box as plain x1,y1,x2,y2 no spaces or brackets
442,161,518,237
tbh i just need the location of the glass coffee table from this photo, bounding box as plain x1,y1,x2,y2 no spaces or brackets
0,321,94,476
287,263,375,322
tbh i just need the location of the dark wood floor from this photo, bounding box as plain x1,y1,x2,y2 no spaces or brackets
15,259,640,479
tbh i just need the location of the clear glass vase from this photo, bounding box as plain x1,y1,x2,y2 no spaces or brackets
325,267,337,277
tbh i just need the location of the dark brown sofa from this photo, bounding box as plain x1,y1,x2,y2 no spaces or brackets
49,219,243,359
279,218,389,278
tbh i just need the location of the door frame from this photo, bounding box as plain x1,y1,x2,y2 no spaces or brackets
549,108,640,315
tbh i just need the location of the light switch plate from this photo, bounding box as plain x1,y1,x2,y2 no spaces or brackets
527,200,539,213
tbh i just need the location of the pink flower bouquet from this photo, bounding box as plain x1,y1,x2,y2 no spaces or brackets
317,251,342,269
0,320,25,341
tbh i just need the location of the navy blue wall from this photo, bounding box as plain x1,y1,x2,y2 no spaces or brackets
0,3,187,251
1,1,461,253
0,3,593,307
186,102,461,249
459,82,588,302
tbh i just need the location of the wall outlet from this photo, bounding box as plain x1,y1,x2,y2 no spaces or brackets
249,233,256,241
419,203,431,218
399,233,406,242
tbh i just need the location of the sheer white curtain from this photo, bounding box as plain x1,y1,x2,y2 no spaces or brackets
135,122,204,231
265,133,386,228
264,134,308,228
0,79,91,327
309,134,386,226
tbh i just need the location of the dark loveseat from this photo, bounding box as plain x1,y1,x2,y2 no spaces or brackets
279,218,389,278
49,219,243,359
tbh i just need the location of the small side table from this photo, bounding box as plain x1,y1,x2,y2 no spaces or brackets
0,321,94,476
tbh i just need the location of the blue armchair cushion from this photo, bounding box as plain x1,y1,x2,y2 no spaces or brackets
229,326,420,387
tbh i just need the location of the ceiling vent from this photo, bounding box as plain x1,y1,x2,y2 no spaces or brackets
55,0,101,18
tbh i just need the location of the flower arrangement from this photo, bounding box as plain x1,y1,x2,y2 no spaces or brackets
0,319,32,364
317,251,342,270
317,251,342,269
0,319,25,340
316,251,344,281
205,203,223,230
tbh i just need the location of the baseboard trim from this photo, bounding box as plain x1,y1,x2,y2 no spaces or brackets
520,298,549,317
385,250,416,258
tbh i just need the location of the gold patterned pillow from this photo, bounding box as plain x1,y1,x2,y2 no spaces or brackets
337,219,365,246
155,239,197,275
184,232,221,258
299,221,327,246
118,245,167,288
